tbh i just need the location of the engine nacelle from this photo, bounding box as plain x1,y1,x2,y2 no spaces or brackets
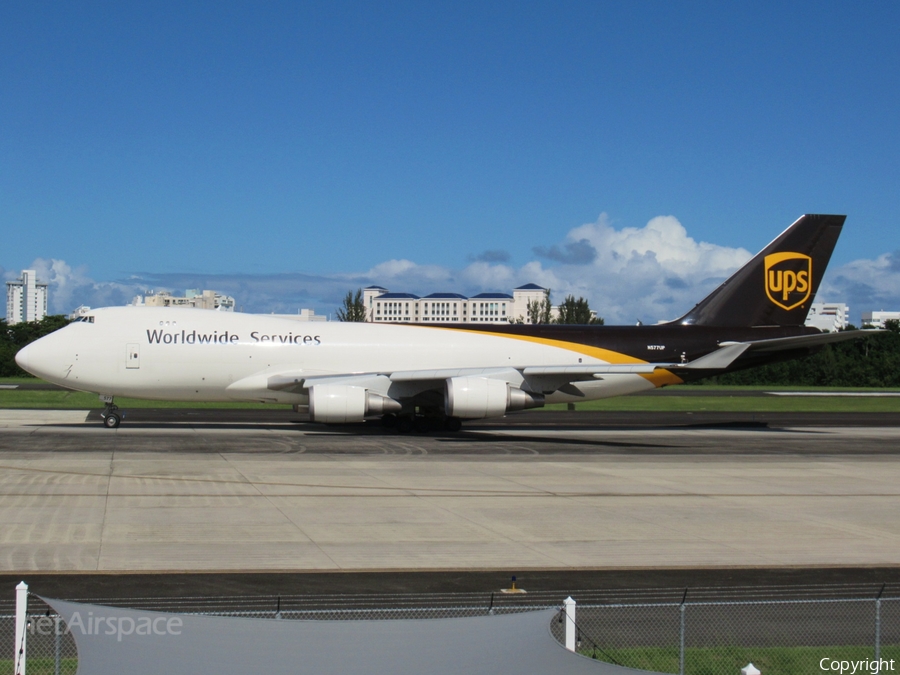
444,377,544,419
309,384,401,423
508,386,545,412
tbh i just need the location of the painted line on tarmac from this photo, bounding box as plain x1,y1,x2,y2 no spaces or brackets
0,409,92,426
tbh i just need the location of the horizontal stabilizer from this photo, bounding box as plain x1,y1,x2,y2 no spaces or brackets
736,329,882,352
670,330,880,373
677,342,751,370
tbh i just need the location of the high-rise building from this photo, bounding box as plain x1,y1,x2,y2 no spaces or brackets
805,302,850,332
5,270,49,325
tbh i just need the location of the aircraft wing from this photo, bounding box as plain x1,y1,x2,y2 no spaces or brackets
264,363,674,388
239,330,881,400
253,363,683,400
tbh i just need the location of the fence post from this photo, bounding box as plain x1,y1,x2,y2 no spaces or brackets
564,597,576,652
679,589,688,675
54,614,61,675
875,584,885,661
15,581,28,675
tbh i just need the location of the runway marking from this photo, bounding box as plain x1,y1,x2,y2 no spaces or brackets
2,463,900,499
0,409,91,426
0,461,562,496
3,490,900,498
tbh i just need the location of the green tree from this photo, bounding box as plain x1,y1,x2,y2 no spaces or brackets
336,289,367,322
706,330,900,388
526,289,553,324
0,315,72,377
555,295,604,325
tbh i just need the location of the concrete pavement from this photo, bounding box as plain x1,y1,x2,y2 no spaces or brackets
1,410,900,572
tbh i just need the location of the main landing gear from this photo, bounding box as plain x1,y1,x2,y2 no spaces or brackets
100,395,123,429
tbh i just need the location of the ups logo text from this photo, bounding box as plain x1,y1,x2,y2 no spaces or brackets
764,252,811,311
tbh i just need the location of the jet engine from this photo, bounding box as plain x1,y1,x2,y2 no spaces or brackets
309,384,402,423
444,377,544,419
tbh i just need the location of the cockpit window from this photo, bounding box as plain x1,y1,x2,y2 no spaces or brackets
74,316,95,323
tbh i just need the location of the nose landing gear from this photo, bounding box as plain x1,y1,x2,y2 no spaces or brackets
100,395,123,429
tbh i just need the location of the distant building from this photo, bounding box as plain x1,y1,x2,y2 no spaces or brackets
268,309,327,322
362,284,556,324
861,310,900,329
69,305,92,320
131,289,235,311
805,302,850,332
5,269,48,325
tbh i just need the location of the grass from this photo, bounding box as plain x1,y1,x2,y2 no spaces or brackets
5,646,898,675
2,377,900,412
1,647,896,675
0,390,290,409
0,376,48,384
676,384,900,392
0,657,77,675
583,644,900,675
0,377,291,409
544,396,900,413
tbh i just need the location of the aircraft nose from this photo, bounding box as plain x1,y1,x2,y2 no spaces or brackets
15,337,64,381
14,342,36,374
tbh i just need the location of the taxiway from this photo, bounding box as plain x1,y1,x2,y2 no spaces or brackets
1,409,899,573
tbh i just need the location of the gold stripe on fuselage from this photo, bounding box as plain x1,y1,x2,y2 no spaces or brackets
429,326,684,388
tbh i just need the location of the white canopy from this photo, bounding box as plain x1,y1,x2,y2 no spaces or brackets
43,597,657,675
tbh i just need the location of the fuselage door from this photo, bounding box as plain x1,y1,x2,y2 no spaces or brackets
126,343,140,369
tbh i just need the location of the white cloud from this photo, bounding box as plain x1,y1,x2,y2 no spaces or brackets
24,258,146,315
11,215,899,325
818,251,900,322
520,213,751,323
362,259,453,286
458,262,516,290
353,214,751,323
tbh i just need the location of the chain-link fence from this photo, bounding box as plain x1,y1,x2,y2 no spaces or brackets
0,615,13,675
6,586,900,675
2,596,79,675
571,596,900,674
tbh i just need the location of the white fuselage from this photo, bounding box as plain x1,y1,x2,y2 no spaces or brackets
16,307,660,405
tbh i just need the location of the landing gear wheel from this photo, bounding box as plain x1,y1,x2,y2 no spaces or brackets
396,416,413,434
382,413,398,429
444,417,462,432
100,397,122,429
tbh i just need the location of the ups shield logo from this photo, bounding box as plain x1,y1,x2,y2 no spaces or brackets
765,252,812,311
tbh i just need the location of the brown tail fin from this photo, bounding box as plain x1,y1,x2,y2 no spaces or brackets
676,214,845,327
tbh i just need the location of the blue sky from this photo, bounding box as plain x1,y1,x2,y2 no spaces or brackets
3,2,899,322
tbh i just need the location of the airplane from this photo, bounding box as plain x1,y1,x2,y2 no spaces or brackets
15,214,878,431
